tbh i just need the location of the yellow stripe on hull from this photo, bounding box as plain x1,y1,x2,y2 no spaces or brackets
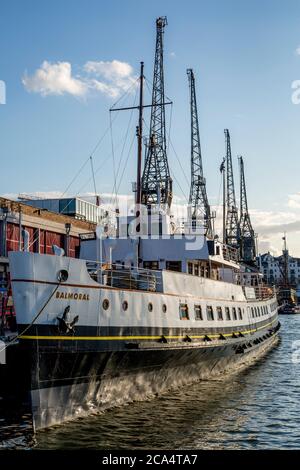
20,321,276,341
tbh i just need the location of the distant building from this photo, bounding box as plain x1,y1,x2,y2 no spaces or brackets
18,195,105,225
258,251,300,287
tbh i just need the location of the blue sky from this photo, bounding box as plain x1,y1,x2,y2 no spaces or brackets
1,0,300,254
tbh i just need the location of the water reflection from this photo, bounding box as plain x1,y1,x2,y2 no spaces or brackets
2,316,300,449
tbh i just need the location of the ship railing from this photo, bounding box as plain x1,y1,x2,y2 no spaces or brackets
86,261,163,292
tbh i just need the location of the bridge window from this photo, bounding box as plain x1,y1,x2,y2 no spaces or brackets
194,305,203,320
232,307,237,320
207,306,214,321
217,306,223,320
166,261,182,272
143,261,159,270
225,307,231,320
179,303,189,320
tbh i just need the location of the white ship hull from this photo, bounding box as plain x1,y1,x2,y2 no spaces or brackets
7,251,280,429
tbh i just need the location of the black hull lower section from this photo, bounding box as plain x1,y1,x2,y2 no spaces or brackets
26,330,279,429
1,318,280,430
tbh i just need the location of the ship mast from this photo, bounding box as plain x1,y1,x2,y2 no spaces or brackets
224,129,240,249
141,17,172,211
136,62,144,205
187,68,212,238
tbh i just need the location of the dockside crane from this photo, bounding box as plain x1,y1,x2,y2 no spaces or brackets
224,129,240,249
238,156,256,263
187,69,213,238
141,17,173,211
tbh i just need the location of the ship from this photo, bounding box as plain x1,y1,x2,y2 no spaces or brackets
5,17,280,430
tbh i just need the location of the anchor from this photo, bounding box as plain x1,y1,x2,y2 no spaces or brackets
57,306,79,335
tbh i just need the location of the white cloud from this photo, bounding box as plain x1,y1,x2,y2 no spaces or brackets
288,192,300,209
22,61,87,97
170,52,176,58
296,46,300,55
84,60,137,97
22,59,137,99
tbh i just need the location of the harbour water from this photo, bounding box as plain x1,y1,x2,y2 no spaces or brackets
1,315,299,450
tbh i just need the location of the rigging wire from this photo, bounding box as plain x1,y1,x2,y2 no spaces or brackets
109,84,139,207
109,112,118,208
90,156,98,197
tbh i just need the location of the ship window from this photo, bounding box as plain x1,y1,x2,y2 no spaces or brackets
102,299,109,310
217,306,223,320
148,302,153,312
225,307,231,320
194,264,199,276
251,307,255,318
216,246,220,255
167,261,182,272
162,304,167,313
188,263,193,274
238,307,242,320
122,300,128,311
143,261,159,270
194,305,203,320
179,303,189,320
207,306,214,321
232,307,237,320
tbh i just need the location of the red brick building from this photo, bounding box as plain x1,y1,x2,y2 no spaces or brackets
0,197,96,310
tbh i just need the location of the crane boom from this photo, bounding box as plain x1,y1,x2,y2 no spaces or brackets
239,156,256,262
224,129,240,248
187,68,212,238
141,17,172,210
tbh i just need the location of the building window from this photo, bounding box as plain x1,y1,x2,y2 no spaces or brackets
217,306,223,320
232,307,237,320
207,306,214,321
179,303,189,320
216,246,220,255
194,305,203,320
238,307,242,320
188,263,193,275
225,307,231,320
122,300,128,311
194,264,199,276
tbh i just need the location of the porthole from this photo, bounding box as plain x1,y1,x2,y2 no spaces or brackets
122,300,128,311
58,269,68,282
148,302,153,312
102,299,109,310
162,304,167,313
